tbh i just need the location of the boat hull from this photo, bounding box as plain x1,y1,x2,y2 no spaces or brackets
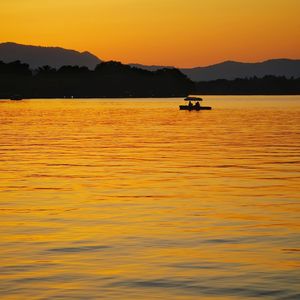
179,105,211,111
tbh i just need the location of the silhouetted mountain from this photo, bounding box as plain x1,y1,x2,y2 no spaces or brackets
181,59,300,81
131,59,300,81
1,43,299,81
0,42,101,69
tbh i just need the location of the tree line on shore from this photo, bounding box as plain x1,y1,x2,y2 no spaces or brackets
194,76,300,95
0,60,299,98
0,60,193,98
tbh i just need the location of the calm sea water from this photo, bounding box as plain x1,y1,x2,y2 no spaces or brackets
0,96,299,299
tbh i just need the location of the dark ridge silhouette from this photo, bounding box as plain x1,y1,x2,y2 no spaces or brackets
0,42,101,69
131,59,300,81
0,60,193,99
1,42,299,81
180,59,300,81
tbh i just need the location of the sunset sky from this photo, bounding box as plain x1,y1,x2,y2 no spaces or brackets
1,0,299,67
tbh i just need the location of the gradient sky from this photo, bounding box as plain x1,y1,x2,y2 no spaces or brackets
1,0,299,67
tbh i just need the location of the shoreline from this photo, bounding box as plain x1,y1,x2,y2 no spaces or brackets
2,93,300,100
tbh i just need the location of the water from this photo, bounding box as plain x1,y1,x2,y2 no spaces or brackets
0,96,299,299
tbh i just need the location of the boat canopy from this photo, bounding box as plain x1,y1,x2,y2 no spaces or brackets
184,96,203,101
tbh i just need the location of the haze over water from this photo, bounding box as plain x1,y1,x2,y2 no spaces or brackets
0,96,299,299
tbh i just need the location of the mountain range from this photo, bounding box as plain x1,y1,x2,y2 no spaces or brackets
0,42,101,70
131,60,300,81
0,42,299,81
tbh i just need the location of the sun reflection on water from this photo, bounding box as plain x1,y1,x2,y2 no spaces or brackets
0,97,299,299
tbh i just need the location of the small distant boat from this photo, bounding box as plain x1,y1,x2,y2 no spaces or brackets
10,95,23,101
179,96,212,111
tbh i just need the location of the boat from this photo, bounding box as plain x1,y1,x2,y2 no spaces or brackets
179,96,212,111
10,95,23,101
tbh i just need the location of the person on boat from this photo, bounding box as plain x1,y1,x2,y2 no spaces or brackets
195,101,200,109
188,101,193,108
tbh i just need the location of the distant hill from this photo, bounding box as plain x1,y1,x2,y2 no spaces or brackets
131,59,300,81
1,43,299,80
180,59,300,81
0,42,101,69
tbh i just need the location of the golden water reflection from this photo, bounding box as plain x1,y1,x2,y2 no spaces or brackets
0,96,299,299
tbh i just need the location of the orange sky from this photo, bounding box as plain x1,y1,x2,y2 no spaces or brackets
0,0,299,67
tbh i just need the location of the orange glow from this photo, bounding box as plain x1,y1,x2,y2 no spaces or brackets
1,98,300,299
0,0,299,67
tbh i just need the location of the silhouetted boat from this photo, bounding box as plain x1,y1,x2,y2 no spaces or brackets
179,96,212,110
10,95,23,101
